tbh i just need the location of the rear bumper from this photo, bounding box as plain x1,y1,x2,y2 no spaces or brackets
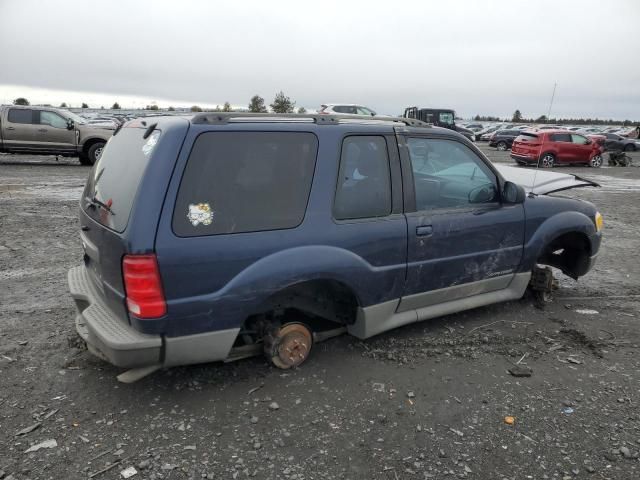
68,266,239,369
511,153,537,164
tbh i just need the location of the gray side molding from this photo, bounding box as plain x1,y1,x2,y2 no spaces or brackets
163,328,241,367
348,272,531,339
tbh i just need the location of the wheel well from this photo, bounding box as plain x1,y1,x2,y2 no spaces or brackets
260,279,359,325
82,138,105,156
234,279,359,348
537,231,591,280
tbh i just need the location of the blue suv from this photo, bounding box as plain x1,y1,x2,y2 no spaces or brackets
68,113,602,381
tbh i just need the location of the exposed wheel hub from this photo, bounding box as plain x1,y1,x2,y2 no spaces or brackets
265,323,313,369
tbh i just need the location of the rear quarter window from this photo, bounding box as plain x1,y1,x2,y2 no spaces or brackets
82,127,160,232
550,133,571,142
173,131,318,237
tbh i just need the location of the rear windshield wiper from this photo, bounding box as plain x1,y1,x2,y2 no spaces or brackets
85,195,115,215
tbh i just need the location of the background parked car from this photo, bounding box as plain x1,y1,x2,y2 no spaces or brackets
578,127,603,135
489,130,521,150
0,105,113,165
463,122,484,132
318,104,377,116
476,124,506,141
511,130,605,168
600,133,638,151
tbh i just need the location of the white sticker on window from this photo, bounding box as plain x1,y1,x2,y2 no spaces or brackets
187,203,214,226
142,130,160,156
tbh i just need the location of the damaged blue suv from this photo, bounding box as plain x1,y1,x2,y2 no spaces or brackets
68,113,602,381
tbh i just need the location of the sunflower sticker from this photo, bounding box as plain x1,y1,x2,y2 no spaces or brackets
187,203,214,226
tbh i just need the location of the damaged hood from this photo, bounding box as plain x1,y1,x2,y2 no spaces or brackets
495,165,600,195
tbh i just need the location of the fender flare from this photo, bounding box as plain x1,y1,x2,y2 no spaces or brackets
520,211,597,272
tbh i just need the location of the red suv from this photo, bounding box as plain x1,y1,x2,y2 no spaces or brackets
511,130,605,168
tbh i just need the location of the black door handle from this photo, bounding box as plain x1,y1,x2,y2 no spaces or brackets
6,127,15,130
38,129,48,133
416,225,433,236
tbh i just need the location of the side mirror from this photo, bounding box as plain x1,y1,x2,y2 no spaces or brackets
370,112,376,116
502,181,526,204
469,184,498,204
66,119,75,130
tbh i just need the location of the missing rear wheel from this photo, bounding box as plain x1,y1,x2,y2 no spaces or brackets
264,322,313,369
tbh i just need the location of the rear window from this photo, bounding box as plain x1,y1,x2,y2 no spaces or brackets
515,132,539,142
173,132,318,237
8,109,32,124
82,127,160,232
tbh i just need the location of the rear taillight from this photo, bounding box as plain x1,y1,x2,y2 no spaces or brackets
122,254,166,319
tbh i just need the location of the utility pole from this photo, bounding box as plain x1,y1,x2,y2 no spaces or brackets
546,82,557,120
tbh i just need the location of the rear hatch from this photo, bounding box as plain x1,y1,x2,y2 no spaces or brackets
79,122,167,321
511,132,541,157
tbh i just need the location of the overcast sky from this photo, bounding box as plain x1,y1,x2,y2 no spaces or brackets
1,0,639,119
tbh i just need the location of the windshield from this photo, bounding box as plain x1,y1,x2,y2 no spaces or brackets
63,110,88,124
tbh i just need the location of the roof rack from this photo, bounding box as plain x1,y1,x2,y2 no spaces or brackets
191,112,430,128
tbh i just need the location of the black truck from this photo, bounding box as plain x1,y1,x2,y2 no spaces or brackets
403,107,475,142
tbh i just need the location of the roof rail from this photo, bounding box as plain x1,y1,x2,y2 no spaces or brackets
191,112,430,128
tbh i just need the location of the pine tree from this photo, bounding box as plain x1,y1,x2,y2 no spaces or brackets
248,95,267,113
270,91,295,113
512,109,522,122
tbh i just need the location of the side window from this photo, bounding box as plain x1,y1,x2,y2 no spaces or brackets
8,109,33,124
407,138,498,211
39,111,68,129
356,107,373,116
438,112,454,125
334,136,391,220
571,134,589,145
333,106,347,113
173,132,318,237
550,133,571,142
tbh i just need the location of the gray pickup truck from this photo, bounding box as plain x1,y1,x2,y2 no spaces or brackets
0,105,113,165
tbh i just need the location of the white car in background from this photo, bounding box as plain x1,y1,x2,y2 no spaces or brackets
318,104,377,116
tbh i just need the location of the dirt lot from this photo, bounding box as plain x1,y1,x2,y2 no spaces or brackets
1,145,640,480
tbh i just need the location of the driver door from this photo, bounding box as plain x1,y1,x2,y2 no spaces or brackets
398,135,525,311
33,110,77,152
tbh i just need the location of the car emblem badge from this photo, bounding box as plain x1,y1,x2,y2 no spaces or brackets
187,203,214,226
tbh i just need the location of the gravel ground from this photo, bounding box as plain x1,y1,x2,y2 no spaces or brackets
1,145,640,480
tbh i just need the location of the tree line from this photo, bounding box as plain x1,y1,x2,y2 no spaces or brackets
11,91,308,114
473,110,639,126
11,97,637,125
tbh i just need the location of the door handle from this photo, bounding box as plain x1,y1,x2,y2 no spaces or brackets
416,225,433,236
38,128,48,133
6,127,15,130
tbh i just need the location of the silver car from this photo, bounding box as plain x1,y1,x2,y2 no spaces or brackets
318,104,377,116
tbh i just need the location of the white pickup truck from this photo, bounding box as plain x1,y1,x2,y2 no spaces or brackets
0,105,113,165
